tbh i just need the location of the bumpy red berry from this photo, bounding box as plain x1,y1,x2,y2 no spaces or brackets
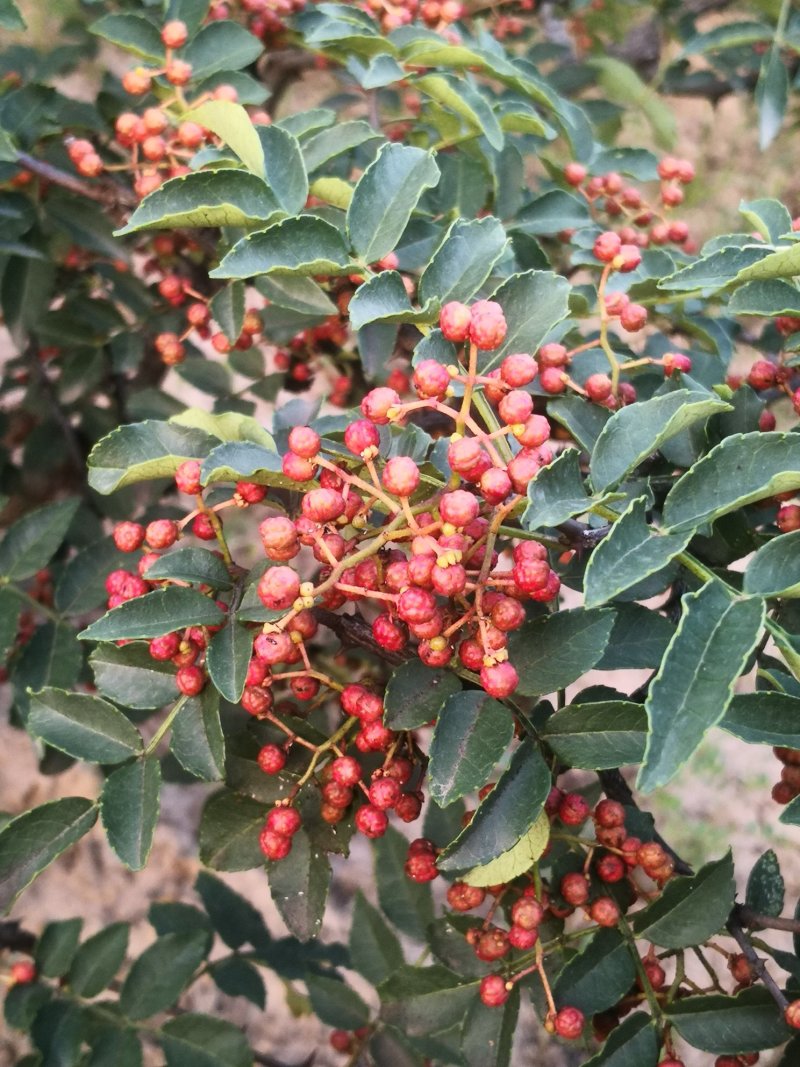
440,301,472,342
257,744,286,775
259,828,292,860
553,1006,584,1040
257,566,301,610
480,661,518,698
10,961,37,984
355,804,389,839
469,300,507,350
413,359,451,398
161,19,189,47
175,460,202,495
479,974,510,1007
113,522,145,553
382,456,420,497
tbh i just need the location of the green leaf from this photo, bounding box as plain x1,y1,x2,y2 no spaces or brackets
347,143,440,263
462,810,549,888
302,120,382,173
0,498,79,580
416,73,486,136
348,270,437,331
349,891,404,985
170,689,225,782
29,1000,85,1064
195,871,268,950
638,584,764,792
746,849,784,918
417,216,507,308
267,828,330,942
210,957,266,1008
0,587,20,667
731,241,800,284
0,0,25,30
660,246,770,292
185,100,264,176
584,498,694,608
728,279,800,316
739,199,793,244
90,644,177,710
4,981,52,1032
255,274,336,316
120,931,209,1021
428,691,514,807
80,587,224,642
756,47,788,150
548,395,610,452
522,449,622,531
88,1027,142,1067
721,691,800,746
90,14,163,61
599,605,675,671
27,688,142,764
553,928,636,1015
744,531,800,597
589,57,675,148
461,985,518,1067
68,923,129,998
144,547,233,589
590,390,731,491
374,825,434,941
200,791,265,871
633,852,735,949
101,758,161,871
209,281,245,344
206,621,251,706
508,608,614,697
258,124,308,216
510,189,591,236
150,901,213,948
169,409,274,447
212,216,351,279
87,420,215,495
200,442,294,487
378,965,478,1039
682,21,773,55
35,919,82,978
159,1014,253,1067
664,433,800,533
583,1013,660,1067
0,797,97,913
12,622,82,721
116,169,277,234
542,701,647,769
306,973,370,1029
666,987,790,1054
480,270,571,372
384,659,461,730
438,738,551,873
183,20,263,79
55,538,129,615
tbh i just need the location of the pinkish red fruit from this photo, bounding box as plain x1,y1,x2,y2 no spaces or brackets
439,301,472,342
257,566,300,610
479,974,510,1007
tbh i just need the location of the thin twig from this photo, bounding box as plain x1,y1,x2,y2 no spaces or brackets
737,905,800,936
16,151,137,209
727,909,789,1013
0,921,36,954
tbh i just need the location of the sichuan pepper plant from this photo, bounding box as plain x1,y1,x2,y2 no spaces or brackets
7,1,800,1066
